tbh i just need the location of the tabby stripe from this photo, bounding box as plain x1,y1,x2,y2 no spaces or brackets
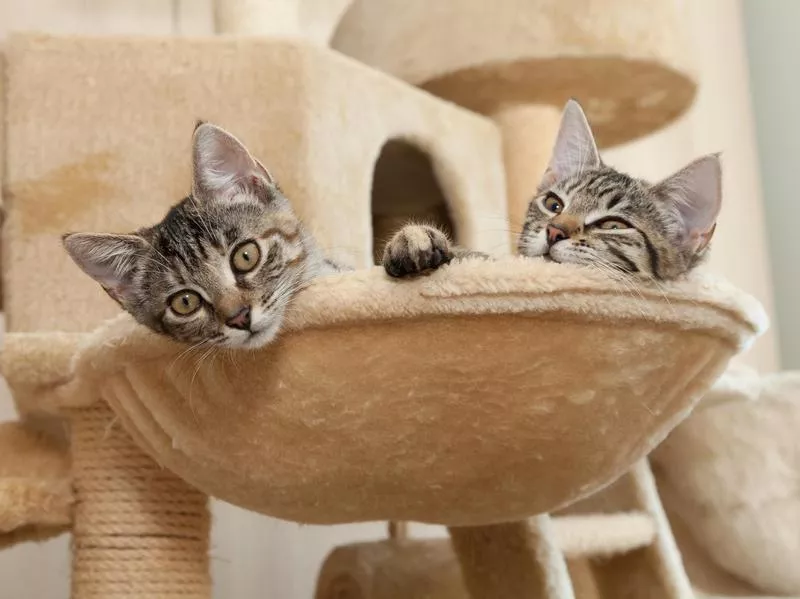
586,173,611,194
640,233,662,279
607,246,639,273
323,258,342,272
261,227,300,242
605,192,624,210
563,177,587,194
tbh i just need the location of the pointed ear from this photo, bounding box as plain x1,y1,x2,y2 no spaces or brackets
654,153,722,254
191,123,274,201
539,99,602,189
62,233,148,305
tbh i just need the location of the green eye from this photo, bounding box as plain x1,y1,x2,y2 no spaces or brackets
169,290,202,316
231,241,261,273
543,194,564,214
597,219,630,230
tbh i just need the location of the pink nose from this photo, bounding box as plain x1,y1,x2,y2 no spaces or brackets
546,224,569,245
225,306,251,330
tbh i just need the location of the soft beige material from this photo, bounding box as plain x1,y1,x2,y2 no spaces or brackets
315,513,656,599
653,367,800,596
332,0,696,148
214,0,355,45
314,461,696,599
2,34,507,333
332,0,697,236
1,258,765,525
0,421,72,547
214,0,300,36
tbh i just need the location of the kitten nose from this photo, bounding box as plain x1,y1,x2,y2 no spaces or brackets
225,306,251,330
546,224,569,246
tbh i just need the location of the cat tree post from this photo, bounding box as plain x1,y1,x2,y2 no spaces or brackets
449,517,575,599
332,0,698,251
70,402,211,599
213,0,299,36
491,105,562,239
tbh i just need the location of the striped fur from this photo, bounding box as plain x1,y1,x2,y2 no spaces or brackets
520,167,694,280
64,124,344,349
518,100,721,281
383,100,721,282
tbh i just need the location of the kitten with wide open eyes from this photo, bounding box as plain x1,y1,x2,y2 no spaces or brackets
383,99,722,281
63,123,344,349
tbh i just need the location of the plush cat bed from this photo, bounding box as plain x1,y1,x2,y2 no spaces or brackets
1,258,765,525
0,421,72,547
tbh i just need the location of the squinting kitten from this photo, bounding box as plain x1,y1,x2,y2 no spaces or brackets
383,99,721,281
64,122,343,349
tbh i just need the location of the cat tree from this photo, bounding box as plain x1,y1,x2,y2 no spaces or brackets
332,0,696,234
0,3,768,599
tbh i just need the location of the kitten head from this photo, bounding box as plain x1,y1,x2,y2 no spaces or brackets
63,123,311,349
518,100,722,280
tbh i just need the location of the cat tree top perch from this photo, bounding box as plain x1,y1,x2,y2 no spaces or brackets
333,0,695,147
333,0,697,237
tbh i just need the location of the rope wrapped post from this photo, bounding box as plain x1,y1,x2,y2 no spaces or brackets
448,516,575,599
70,402,211,599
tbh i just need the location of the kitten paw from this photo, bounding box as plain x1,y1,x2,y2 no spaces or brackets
382,225,453,278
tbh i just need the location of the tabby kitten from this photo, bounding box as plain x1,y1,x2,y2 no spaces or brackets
383,99,721,281
63,123,342,349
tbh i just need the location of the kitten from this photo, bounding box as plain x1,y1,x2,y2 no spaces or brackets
383,99,721,281
63,123,343,349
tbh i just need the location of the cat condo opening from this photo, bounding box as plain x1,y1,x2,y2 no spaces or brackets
371,139,457,263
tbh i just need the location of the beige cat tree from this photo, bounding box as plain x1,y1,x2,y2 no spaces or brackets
0,2,767,599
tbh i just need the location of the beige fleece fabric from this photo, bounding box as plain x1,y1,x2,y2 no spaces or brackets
332,0,696,148
314,513,656,599
0,421,72,547
1,258,765,525
2,34,507,333
653,367,800,596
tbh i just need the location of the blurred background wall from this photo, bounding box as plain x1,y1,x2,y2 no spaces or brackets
742,0,800,370
0,0,782,597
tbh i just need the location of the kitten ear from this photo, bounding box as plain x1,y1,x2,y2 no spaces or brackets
539,99,602,189
62,233,148,305
654,153,722,254
191,123,274,201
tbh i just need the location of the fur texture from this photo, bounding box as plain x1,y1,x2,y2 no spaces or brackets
0,258,765,523
0,421,72,547
384,100,721,282
63,124,343,349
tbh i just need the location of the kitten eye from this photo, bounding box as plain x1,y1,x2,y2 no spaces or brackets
169,290,202,316
543,194,564,214
597,219,630,230
231,241,261,273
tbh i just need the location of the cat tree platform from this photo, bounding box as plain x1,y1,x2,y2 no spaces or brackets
333,0,697,233
1,259,765,598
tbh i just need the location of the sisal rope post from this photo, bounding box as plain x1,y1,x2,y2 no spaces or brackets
448,516,575,599
70,402,211,599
